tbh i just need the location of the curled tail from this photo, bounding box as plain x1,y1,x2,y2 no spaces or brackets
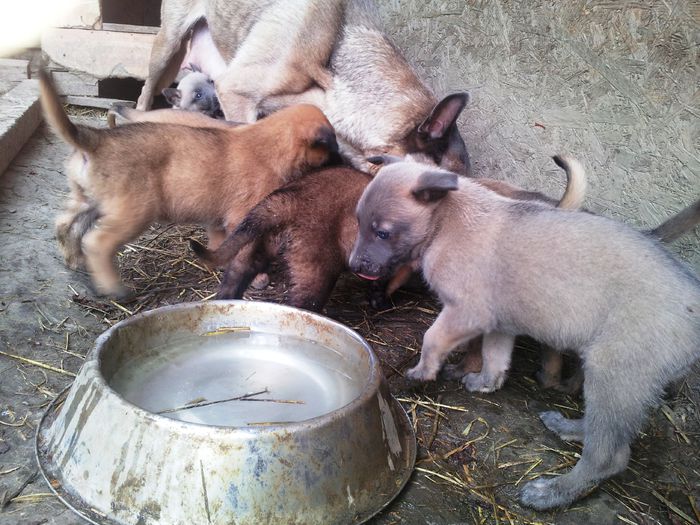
191,189,298,267
552,155,587,210
647,199,700,243
38,69,99,151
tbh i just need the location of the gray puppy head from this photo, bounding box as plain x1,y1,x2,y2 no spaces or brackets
349,161,458,279
162,71,222,118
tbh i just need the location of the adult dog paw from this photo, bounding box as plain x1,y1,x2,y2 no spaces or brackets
461,371,506,393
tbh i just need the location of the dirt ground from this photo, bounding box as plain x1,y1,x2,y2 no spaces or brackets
1,1,700,525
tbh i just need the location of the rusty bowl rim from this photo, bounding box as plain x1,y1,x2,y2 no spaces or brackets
88,299,384,434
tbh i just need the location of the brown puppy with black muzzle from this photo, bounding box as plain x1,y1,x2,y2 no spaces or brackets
39,70,338,297
349,157,700,509
189,159,584,312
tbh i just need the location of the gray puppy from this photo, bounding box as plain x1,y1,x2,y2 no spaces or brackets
349,158,700,509
162,65,223,118
137,0,471,175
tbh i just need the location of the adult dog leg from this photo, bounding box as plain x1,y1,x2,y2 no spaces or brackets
462,332,515,393
137,17,191,110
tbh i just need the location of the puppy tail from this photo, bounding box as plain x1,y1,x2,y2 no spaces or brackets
39,69,99,152
191,189,297,267
647,198,700,243
552,155,587,210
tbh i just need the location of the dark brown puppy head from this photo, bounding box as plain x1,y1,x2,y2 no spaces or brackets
367,93,470,176
264,104,340,171
349,161,458,280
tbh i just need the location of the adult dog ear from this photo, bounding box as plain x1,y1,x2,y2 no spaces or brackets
418,93,469,139
366,154,404,166
162,88,182,107
412,171,459,203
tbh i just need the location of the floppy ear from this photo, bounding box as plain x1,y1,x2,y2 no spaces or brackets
311,126,339,153
366,154,404,166
418,93,469,139
412,171,459,203
162,88,182,107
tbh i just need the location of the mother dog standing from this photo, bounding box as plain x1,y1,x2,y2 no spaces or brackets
137,0,471,175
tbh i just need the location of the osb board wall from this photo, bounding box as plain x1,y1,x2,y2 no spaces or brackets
376,0,699,269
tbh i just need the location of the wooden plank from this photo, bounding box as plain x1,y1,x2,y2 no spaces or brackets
101,23,159,35
0,59,30,97
0,80,42,176
64,95,135,110
55,0,102,29
52,70,99,96
41,28,155,80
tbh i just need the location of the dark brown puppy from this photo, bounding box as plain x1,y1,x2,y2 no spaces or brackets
39,70,338,297
191,163,584,311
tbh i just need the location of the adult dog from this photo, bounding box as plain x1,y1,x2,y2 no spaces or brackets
137,0,471,175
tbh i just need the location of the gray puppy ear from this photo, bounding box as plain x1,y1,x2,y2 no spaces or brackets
162,88,182,107
366,154,404,166
412,171,459,203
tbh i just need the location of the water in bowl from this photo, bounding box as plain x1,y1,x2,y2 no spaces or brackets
108,330,367,427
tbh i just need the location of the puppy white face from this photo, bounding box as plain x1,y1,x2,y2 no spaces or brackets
349,162,458,280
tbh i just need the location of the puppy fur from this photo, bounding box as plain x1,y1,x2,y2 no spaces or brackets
190,160,584,312
538,196,700,394
163,66,223,118
137,0,471,175
349,158,700,509
39,70,338,297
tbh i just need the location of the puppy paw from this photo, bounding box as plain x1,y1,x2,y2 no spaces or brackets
250,273,270,290
520,476,585,510
440,363,466,381
535,369,560,389
461,371,506,393
405,364,437,382
539,411,584,442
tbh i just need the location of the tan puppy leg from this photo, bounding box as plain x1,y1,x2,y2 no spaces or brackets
81,213,147,297
441,337,483,380
537,347,563,388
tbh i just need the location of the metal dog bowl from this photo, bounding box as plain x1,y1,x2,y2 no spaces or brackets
36,301,415,525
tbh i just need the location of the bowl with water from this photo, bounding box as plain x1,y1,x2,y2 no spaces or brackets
36,301,415,525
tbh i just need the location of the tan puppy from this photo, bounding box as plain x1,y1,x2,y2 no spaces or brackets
39,70,338,297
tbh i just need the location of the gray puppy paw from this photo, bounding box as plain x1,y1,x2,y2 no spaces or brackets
539,411,584,442
440,363,466,381
405,364,436,382
520,477,571,510
461,371,506,393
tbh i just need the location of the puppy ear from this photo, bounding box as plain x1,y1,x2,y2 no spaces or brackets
417,93,469,139
162,88,182,107
412,171,459,203
366,154,404,166
188,62,202,73
311,126,339,153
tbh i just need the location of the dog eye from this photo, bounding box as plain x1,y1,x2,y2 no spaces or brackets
375,230,390,240
194,90,202,100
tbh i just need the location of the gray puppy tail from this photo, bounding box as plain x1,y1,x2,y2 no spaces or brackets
552,155,587,210
647,198,700,243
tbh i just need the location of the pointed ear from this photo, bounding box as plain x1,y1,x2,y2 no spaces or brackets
366,154,404,166
162,88,182,106
188,62,202,73
411,171,459,203
418,93,469,139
